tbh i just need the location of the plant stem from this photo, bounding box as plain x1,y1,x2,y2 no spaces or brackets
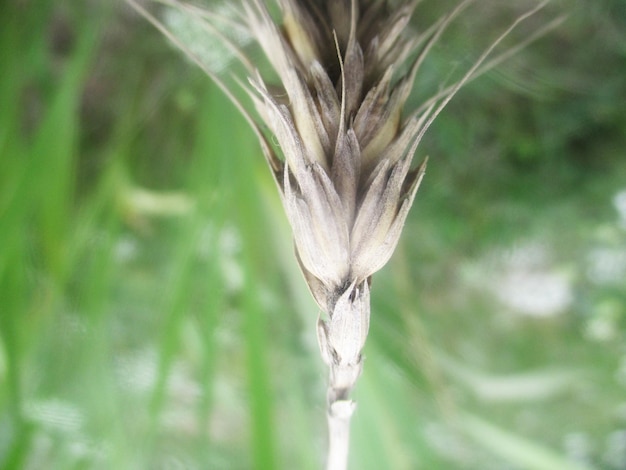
317,281,369,469
326,397,355,470
324,360,362,470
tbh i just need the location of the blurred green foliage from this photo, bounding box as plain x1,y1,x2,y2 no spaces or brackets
1,0,625,469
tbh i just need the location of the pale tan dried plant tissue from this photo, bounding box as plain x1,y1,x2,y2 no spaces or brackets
126,0,563,468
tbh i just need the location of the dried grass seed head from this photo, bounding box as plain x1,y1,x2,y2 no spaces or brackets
246,0,433,313
130,0,558,316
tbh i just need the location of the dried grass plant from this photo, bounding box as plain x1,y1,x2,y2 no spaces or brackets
126,0,563,468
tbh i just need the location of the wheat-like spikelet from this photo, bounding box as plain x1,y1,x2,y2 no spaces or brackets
127,0,561,467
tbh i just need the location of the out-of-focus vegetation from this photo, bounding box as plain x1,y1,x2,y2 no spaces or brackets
1,1,625,469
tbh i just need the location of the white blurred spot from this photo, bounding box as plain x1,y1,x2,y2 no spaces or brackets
563,432,593,466
114,349,157,394
219,225,244,292
114,235,138,263
24,399,84,433
586,247,626,285
424,421,473,463
616,355,626,388
160,361,202,436
604,430,626,469
491,242,572,317
124,187,195,217
439,354,580,402
197,222,216,260
218,225,241,255
67,438,109,461
584,300,621,342
585,316,617,342
616,403,626,422
613,189,626,229
495,270,572,317
221,258,244,292
167,361,201,403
